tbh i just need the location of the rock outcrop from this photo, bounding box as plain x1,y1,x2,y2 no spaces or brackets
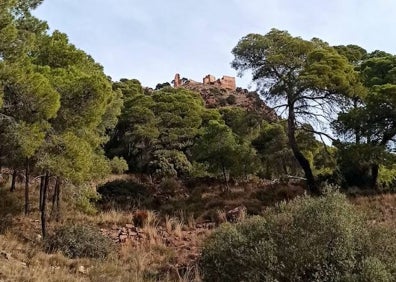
183,83,278,121
171,73,277,121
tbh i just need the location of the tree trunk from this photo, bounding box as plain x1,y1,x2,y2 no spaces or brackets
10,169,16,192
55,181,61,222
24,158,29,215
353,98,361,144
41,171,49,238
221,163,229,192
288,105,320,195
39,174,45,210
371,163,379,190
282,160,288,175
50,177,61,222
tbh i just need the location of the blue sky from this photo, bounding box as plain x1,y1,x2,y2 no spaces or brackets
33,0,396,89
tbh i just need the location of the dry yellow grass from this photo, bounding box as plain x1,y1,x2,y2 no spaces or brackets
0,174,207,282
351,193,396,227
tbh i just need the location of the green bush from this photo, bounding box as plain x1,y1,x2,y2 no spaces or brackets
360,257,392,282
44,224,114,259
200,189,396,282
75,184,101,215
109,156,129,174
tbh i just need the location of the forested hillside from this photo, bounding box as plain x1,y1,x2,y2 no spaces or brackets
1,1,396,281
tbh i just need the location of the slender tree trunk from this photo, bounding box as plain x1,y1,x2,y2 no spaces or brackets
41,171,49,238
282,160,288,175
24,158,29,215
51,177,61,222
221,163,229,192
55,180,61,222
10,169,17,192
287,105,320,195
39,174,44,210
353,98,361,144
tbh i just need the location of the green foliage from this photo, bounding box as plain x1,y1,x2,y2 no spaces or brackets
360,53,396,87
30,31,121,183
0,0,46,62
334,44,368,65
232,29,360,193
155,82,171,90
378,165,396,189
201,219,278,282
220,107,261,139
109,156,128,174
38,132,105,184
75,184,101,215
333,51,396,188
360,257,392,282
107,83,209,178
192,120,238,183
149,149,192,177
200,189,396,281
44,224,114,259
252,121,297,178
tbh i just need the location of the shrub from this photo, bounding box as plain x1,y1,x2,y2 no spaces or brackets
109,156,129,174
226,94,236,105
200,188,396,282
360,257,392,282
218,98,227,106
75,184,101,215
44,224,114,259
200,218,278,282
159,177,181,197
97,180,153,210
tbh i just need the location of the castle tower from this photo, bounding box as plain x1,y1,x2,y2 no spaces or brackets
220,76,236,90
173,73,181,87
203,74,216,85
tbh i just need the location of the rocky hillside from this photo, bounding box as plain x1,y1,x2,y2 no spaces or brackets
182,83,278,121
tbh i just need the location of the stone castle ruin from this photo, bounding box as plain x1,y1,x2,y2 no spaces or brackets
173,73,236,90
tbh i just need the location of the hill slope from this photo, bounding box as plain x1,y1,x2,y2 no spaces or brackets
181,83,278,121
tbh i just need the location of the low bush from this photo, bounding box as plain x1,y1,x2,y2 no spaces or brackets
109,156,129,174
44,224,114,259
200,188,396,282
75,184,101,215
158,177,181,197
226,94,236,105
97,180,153,210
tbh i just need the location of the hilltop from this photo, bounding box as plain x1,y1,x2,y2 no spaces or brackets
172,73,278,122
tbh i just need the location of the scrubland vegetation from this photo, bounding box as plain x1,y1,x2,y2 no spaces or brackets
2,1,396,281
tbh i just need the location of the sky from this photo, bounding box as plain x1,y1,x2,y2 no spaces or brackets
33,0,396,89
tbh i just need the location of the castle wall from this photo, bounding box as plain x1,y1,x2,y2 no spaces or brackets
173,73,181,87
203,74,216,84
219,76,236,90
174,73,236,90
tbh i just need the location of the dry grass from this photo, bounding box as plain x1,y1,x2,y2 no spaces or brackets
0,232,89,282
165,215,173,234
215,209,227,226
1,175,295,282
95,210,132,225
164,215,183,237
351,193,396,227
